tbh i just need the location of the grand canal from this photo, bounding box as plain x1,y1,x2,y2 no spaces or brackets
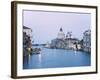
23,46,91,69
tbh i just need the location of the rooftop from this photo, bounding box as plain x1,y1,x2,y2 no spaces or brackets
23,26,31,29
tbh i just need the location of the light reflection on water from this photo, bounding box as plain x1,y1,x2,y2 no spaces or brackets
23,46,91,69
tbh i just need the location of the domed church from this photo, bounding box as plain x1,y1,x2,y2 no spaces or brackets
57,27,65,39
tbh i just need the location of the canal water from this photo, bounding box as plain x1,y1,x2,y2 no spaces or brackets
23,46,91,69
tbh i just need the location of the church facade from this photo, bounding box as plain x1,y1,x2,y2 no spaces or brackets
82,30,91,52
50,28,81,50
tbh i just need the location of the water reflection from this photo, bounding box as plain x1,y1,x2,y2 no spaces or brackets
23,46,91,69
38,53,42,64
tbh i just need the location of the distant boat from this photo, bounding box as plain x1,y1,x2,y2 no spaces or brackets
31,48,41,55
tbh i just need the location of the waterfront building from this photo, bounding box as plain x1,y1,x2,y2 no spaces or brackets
64,38,80,50
50,39,57,48
83,30,91,52
50,27,81,50
23,26,33,56
44,41,51,48
77,43,81,50
23,26,32,41
56,39,65,49
51,39,65,49
57,27,65,39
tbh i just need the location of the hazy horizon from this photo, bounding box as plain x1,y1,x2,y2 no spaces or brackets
23,10,91,44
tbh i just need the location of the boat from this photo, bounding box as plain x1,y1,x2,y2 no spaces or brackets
31,48,41,54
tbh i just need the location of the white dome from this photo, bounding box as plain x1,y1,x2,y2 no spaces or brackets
57,28,65,39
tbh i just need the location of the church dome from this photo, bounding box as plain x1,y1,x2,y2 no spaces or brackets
57,27,65,39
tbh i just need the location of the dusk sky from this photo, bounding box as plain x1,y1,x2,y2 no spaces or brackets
23,10,91,44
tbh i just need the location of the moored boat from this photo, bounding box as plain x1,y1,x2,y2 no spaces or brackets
31,48,41,54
